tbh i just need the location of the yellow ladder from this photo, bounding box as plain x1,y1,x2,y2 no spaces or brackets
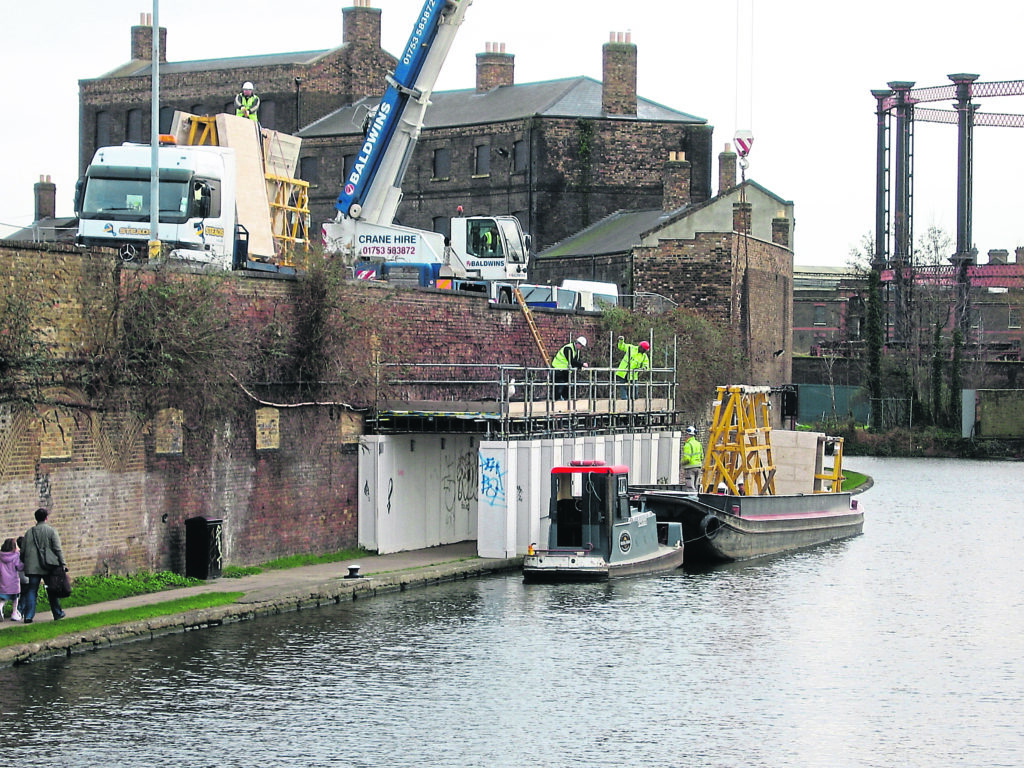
514,287,550,365
702,384,777,495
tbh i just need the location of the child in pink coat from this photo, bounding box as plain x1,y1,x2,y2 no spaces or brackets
0,537,25,621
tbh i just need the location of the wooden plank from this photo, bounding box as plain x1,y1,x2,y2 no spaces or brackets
216,114,274,259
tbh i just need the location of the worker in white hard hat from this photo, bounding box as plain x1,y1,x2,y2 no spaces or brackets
235,81,260,121
682,426,704,492
551,336,588,400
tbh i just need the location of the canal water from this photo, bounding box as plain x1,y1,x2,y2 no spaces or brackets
3,457,1022,767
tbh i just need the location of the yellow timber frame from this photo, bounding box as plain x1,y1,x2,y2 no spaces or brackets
182,115,311,265
701,384,776,495
266,173,310,265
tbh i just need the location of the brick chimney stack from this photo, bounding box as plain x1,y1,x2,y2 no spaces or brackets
34,175,56,222
602,32,637,116
733,201,752,235
1015,247,1023,264
344,0,382,47
476,42,514,92
772,210,791,248
662,152,691,212
131,13,167,62
719,143,738,194
987,248,1008,265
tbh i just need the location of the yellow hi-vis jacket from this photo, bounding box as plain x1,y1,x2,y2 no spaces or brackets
235,93,260,121
615,339,650,381
683,435,704,469
551,341,582,370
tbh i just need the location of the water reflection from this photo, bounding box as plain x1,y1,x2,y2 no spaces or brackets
3,458,1023,767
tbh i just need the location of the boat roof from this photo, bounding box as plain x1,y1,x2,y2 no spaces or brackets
551,461,630,475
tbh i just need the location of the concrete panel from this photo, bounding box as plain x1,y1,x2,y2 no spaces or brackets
358,435,381,550
771,429,823,495
216,113,275,258
478,442,516,558
360,434,480,554
656,431,682,484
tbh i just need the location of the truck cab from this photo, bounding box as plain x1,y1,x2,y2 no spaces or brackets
75,143,239,267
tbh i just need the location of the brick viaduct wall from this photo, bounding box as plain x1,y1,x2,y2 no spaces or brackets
0,244,601,576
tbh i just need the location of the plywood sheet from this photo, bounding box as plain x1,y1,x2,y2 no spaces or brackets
216,114,274,258
262,130,302,178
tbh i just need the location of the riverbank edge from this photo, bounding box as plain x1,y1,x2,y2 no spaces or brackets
0,555,523,668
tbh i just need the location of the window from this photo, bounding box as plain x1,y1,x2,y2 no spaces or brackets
343,154,356,180
159,106,175,134
260,100,276,130
813,304,826,325
432,147,451,179
474,145,490,176
513,140,528,172
126,109,144,143
1009,307,1021,329
95,111,112,147
299,156,319,186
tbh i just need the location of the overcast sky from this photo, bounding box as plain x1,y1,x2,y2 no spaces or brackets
2,0,1022,266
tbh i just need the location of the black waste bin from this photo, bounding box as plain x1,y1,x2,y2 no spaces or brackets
185,516,223,579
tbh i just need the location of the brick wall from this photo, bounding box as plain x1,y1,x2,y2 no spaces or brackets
0,244,601,575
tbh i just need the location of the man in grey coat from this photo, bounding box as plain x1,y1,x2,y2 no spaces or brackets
22,507,68,623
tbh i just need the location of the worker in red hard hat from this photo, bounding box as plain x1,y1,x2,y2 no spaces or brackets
615,336,651,400
551,336,588,400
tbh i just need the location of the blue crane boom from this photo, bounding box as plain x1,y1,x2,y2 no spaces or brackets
335,0,469,224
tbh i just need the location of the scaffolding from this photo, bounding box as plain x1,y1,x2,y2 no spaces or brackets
368,362,680,439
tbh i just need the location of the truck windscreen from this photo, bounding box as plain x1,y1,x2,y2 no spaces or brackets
81,175,193,223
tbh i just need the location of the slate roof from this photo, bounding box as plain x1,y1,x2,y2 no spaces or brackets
536,209,671,259
88,50,336,81
300,76,707,138
3,217,79,243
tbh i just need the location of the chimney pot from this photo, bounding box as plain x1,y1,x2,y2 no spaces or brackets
476,42,514,92
662,153,691,212
34,174,57,222
602,32,637,116
719,143,738,194
343,2,382,48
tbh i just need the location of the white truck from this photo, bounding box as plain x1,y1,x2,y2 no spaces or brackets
76,113,308,272
322,0,530,298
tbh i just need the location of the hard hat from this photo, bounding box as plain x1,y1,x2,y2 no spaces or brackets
576,336,587,347
243,81,254,90
639,341,650,351
717,482,727,493
686,426,696,435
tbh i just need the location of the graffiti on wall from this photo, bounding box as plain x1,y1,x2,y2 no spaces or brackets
442,451,478,526
479,455,506,507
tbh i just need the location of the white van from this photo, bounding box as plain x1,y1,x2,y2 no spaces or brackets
560,280,619,311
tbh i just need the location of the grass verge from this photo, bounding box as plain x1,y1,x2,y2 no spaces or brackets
0,592,243,650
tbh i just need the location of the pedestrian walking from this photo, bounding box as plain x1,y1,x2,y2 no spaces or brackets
0,538,24,621
551,336,587,400
615,336,650,400
22,508,68,623
15,536,28,620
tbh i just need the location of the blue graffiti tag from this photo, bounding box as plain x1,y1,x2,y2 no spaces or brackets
479,455,506,507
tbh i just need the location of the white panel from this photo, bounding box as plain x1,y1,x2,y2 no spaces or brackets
357,435,380,550
478,442,515,557
657,431,682,484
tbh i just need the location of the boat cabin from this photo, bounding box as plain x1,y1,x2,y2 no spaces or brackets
548,460,634,556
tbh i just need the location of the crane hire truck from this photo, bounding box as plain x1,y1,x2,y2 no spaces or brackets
321,0,530,301
76,112,309,272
